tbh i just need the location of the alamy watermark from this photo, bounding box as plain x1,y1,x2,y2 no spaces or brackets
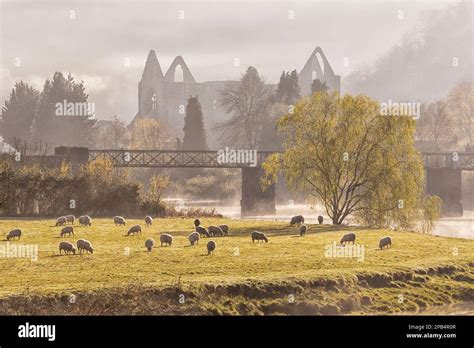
324,242,365,262
217,147,257,167
0,242,38,261
55,100,95,117
380,100,420,119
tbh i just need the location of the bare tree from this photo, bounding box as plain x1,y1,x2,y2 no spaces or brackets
215,66,273,149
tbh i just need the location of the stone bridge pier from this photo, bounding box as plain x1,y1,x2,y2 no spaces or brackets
425,168,463,217
241,167,276,217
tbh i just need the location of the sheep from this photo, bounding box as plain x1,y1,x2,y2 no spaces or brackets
114,216,126,226
194,219,201,227
55,216,67,226
59,241,76,255
127,225,142,236
219,225,229,236
145,238,155,252
60,226,74,237
6,229,21,241
379,236,392,250
145,215,153,226
188,231,200,246
196,226,210,238
251,231,268,243
66,215,75,224
78,215,92,226
318,215,323,224
340,233,356,246
290,215,305,226
77,239,93,254
207,240,216,255
208,225,224,237
300,225,307,237
160,233,173,246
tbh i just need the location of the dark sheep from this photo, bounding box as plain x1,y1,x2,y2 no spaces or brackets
145,216,153,226
318,215,323,224
300,225,307,237
207,240,216,255
219,225,229,236
340,233,356,246
194,219,201,228
7,229,21,241
60,226,74,237
208,225,224,237
196,226,210,238
251,231,268,243
127,225,142,236
379,236,392,250
59,241,76,255
188,232,200,246
290,215,305,226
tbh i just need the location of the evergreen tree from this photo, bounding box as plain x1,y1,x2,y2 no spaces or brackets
1,81,39,143
274,70,300,105
311,78,329,94
182,96,208,150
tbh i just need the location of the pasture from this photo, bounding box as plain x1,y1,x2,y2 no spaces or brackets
0,217,473,315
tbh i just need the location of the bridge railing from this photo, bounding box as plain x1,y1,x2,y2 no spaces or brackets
88,149,276,168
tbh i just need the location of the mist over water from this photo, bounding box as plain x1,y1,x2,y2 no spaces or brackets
171,198,474,240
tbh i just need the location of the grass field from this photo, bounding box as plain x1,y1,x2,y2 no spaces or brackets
0,217,473,315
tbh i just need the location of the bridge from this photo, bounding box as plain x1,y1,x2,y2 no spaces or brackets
53,147,474,217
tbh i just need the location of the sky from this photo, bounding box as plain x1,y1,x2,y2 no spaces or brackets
0,0,471,122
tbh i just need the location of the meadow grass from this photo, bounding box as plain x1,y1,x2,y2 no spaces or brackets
0,218,472,314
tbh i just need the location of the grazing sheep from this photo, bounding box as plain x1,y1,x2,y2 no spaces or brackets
340,233,356,246
318,215,323,224
6,229,21,241
379,236,392,250
300,225,307,237
60,226,74,237
208,225,224,237
127,225,142,236
194,219,201,227
78,215,92,226
55,216,67,226
290,215,305,226
77,239,94,254
188,231,200,246
196,226,210,238
114,216,126,226
66,215,75,224
219,225,229,236
160,233,173,246
207,240,216,255
251,231,268,243
145,215,153,226
59,241,76,255
145,238,155,252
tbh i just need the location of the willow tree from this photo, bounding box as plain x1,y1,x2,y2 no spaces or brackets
262,92,425,227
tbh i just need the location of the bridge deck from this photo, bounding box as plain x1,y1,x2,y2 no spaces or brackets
88,149,474,170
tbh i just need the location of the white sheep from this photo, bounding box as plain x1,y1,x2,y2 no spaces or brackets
78,215,92,226
145,238,155,252
145,216,153,226
59,241,76,255
77,239,94,254
160,233,173,246
60,226,74,237
207,240,216,255
66,215,75,224
188,231,200,246
114,216,126,226
55,216,67,226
